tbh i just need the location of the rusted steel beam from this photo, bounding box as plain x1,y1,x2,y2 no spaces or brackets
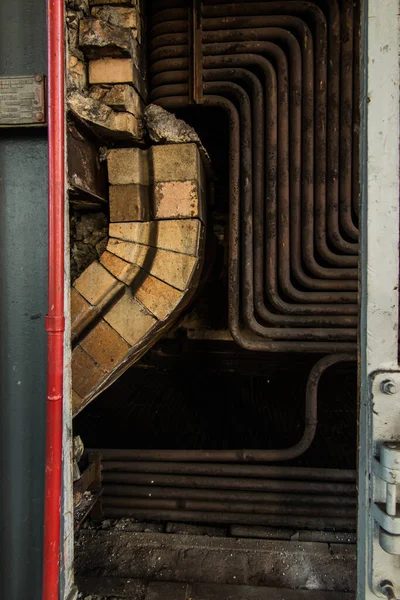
67,119,108,207
188,0,203,103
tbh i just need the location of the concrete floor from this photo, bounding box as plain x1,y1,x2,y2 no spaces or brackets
75,518,356,600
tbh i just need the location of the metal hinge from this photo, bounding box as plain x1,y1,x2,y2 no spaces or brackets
369,371,400,595
373,443,400,555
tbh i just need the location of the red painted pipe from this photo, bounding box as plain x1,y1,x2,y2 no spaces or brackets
43,0,65,597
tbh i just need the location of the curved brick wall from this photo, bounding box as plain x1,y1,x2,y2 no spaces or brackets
71,142,206,416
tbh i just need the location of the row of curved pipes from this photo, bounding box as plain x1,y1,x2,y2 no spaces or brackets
149,0,360,352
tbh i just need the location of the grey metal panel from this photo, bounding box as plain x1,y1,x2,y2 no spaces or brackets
0,1,47,599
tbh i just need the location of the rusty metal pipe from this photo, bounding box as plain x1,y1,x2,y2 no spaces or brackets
339,0,358,240
101,495,355,518
102,484,356,506
99,460,356,481
101,472,356,495
101,506,356,530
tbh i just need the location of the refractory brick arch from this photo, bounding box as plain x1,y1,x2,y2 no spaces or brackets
71,142,207,416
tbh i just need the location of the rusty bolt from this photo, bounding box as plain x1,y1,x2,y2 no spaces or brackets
35,112,44,122
380,379,397,395
34,74,43,83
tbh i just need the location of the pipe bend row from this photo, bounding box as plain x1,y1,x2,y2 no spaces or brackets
150,3,359,248
150,1,359,351
155,92,357,344
154,89,356,334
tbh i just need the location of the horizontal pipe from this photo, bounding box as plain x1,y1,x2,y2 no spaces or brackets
98,458,356,482
102,484,356,506
101,472,356,496
101,496,356,518
101,507,356,531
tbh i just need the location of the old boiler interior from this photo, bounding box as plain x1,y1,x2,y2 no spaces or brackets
70,0,361,595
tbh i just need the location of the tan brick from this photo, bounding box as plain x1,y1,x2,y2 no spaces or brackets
107,148,149,185
79,17,133,59
68,92,142,142
109,219,202,256
109,221,151,244
149,248,198,291
109,184,149,222
71,287,96,340
153,180,204,220
91,6,138,29
111,111,142,140
100,250,140,284
80,318,130,371
155,219,202,255
67,56,87,91
74,260,120,306
88,55,146,103
89,58,133,85
107,238,150,267
134,274,183,320
72,390,84,415
104,287,157,346
72,345,106,399
150,143,200,182
89,84,143,117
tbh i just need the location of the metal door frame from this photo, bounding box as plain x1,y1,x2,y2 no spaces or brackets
358,0,400,597
60,1,400,598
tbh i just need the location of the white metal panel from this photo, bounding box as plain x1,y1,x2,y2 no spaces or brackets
359,0,400,597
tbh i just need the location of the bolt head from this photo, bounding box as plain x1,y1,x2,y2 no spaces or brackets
35,112,44,122
34,74,43,83
380,379,397,395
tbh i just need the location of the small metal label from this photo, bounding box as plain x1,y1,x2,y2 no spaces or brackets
0,74,46,127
